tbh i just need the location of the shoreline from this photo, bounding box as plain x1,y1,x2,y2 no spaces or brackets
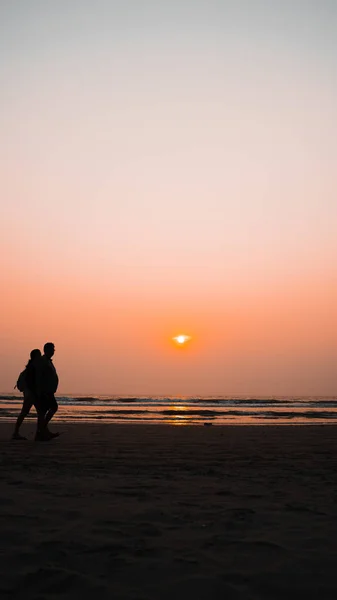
2,416,337,428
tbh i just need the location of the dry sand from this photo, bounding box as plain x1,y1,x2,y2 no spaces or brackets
1,422,337,600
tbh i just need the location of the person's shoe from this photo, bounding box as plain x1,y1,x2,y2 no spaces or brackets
34,431,51,442
12,433,27,440
45,430,60,438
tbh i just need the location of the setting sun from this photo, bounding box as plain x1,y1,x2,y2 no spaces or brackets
173,335,191,345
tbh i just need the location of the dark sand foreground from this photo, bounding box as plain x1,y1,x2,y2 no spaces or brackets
1,423,337,600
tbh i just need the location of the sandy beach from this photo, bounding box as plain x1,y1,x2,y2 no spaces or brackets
1,423,337,599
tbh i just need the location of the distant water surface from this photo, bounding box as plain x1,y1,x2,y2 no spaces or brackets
1,394,337,425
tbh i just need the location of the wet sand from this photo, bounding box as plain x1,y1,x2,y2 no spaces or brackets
1,422,337,599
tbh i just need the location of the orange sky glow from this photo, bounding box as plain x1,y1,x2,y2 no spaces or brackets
1,1,336,395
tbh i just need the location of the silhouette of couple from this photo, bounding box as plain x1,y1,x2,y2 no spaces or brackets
12,342,59,441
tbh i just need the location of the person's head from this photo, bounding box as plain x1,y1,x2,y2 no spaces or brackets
30,348,41,361
44,342,55,358
26,348,41,367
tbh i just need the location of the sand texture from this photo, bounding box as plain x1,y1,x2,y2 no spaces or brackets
1,423,337,599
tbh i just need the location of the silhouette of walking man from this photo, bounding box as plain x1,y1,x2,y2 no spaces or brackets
35,342,59,441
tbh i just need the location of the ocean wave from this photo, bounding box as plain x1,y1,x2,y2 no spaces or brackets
1,394,337,424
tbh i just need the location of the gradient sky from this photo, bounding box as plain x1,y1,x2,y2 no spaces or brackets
1,0,336,395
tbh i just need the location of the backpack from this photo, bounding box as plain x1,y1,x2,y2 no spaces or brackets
15,369,27,392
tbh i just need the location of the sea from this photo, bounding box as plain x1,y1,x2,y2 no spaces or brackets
1,394,337,425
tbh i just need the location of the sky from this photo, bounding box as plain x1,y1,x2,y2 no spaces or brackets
1,0,336,395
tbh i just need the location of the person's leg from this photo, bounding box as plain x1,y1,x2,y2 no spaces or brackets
12,412,28,439
44,395,58,428
33,394,50,440
36,409,47,433
34,394,59,441
12,394,33,439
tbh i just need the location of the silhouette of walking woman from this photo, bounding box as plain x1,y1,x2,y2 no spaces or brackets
12,348,41,440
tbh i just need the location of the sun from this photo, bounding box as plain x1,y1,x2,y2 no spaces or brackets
172,334,191,345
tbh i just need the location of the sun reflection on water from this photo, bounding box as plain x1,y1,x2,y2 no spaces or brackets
168,404,192,425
